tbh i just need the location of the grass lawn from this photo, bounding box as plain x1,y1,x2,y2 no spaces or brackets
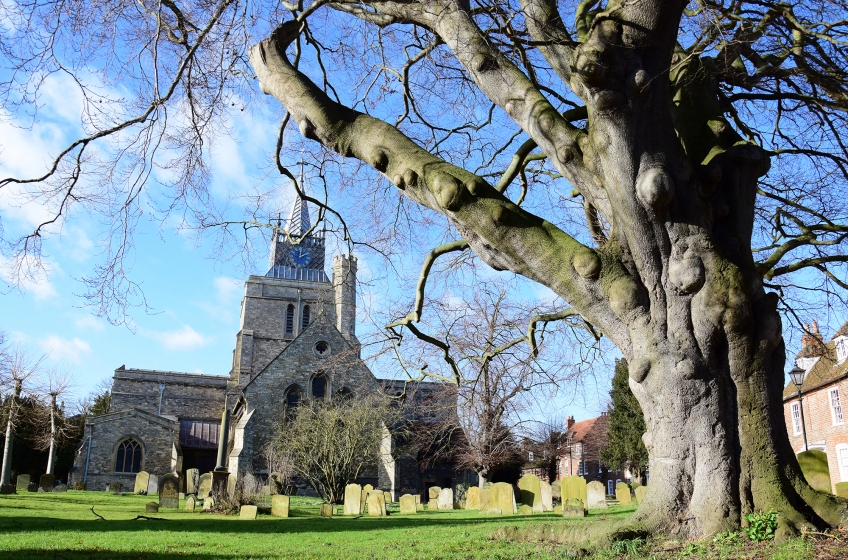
0,491,844,559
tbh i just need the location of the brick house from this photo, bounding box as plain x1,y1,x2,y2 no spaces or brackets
521,413,628,496
782,321,848,492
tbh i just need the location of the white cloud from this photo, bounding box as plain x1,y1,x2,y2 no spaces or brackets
145,325,211,350
214,276,243,301
39,334,92,364
74,314,105,331
0,255,58,300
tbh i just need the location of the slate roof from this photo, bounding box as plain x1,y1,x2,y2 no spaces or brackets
783,338,848,399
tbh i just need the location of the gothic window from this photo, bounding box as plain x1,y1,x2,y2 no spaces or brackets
312,372,327,400
115,438,142,473
285,304,295,336
284,385,302,419
302,305,311,330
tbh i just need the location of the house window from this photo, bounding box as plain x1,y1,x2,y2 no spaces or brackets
528,451,534,461
837,338,848,363
115,438,142,473
837,444,848,482
607,480,614,495
302,305,311,330
791,402,802,435
285,304,295,336
830,388,844,425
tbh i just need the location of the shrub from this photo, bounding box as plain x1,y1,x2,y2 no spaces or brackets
744,510,778,542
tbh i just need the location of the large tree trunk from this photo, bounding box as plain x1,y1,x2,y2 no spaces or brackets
46,394,57,476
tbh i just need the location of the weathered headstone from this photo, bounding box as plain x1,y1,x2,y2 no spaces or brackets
561,476,588,512
519,473,544,513
553,505,563,515
108,483,122,494
480,487,491,512
798,450,832,493
197,473,212,498
416,503,424,511
465,486,480,510
343,483,362,515
53,484,68,493
145,502,159,513
540,481,553,512
587,481,607,509
203,496,215,511
487,482,516,514
615,482,632,505
383,491,392,504
147,475,159,495
427,486,441,501
563,498,585,517
519,504,533,515
73,482,86,491
271,495,290,517
16,474,30,492
320,503,334,517
367,490,387,516
185,496,197,511
363,483,374,495
186,468,200,495
634,485,647,505
551,479,562,500
159,474,179,509
27,482,37,492
239,505,258,519
133,471,150,494
437,487,454,510
399,494,417,514
39,474,55,492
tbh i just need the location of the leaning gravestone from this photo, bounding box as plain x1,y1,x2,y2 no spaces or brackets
185,496,197,511
561,476,588,512
159,474,179,509
551,479,562,501
615,482,632,505
437,488,454,510
239,505,258,519
383,491,392,504
185,469,199,495
465,486,480,510
145,502,159,513
488,482,516,515
147,475,159,495
399,494,417,514
797,450,832,493
519,473,544,513
344,483,362,515
271,495,290,517
635,485,647,505
197,473,212,499
587,481,607,509
540,481,553,511
53,484,68,493
134,471,150,494
367,490,386,516
320,503,334,517
16,474,30,492
563,498,585,517
39,474,55,492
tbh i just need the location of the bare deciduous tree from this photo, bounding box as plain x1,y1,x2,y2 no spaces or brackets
33,368,79,476
0,342,44,487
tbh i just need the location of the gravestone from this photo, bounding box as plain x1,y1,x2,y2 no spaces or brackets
797,450,832,493
197,473,212,498
185,496,196,511
519,504,533,515
480,487,491,512
360,484,369,513
615,482,632,505
399,494,416,514
383,491,392,504
73,482,86,491
416,503,424,511
203,496,215,511
437,488,454,510
551,479,562,501
27,482,38,492
53,484,68,493
16,474,30,492
835,482,848,499
108,483,122,494
159,474,179,509
0,484,15,494
363,483,374,495
186,468,200,495
239,505,258,519
427,486,441,501
145,502,159,513
465,486,480,510
540,481,553,511
553,505,563,515
519,473,544,513
320,503,334,517
488,482,516,514
271,495,290,517
367,490,386,516
133,471,150,494
39,474,55,492
635,485,647,505
343,483,362,515
587,481,607,509
561,476,588,512
563,498,585,517
268,472,284,495
427,501,438,511
147,475,159,495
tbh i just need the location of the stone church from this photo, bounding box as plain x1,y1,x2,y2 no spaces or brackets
70,194,463,499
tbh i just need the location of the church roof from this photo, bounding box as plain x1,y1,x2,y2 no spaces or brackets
286,188,311,237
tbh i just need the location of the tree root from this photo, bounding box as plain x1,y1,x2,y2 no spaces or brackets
491,516,652,551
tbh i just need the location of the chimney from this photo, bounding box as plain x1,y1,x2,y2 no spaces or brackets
801,321,823,348
566,415,575,430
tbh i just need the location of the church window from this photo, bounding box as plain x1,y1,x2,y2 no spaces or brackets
284,386,302,419
312,373,327,400
302,305,311,330
315,341,330,356
285,304,295,336
115,438,142,473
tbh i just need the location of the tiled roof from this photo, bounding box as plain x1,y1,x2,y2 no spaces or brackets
568,414,609,447
833,321,848,340
784,340,848,398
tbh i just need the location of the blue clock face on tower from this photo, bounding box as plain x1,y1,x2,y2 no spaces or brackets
290,246,311,268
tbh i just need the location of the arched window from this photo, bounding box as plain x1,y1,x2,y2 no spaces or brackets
302,305,311,330
312,372,327,400
115,438,142,473
284,386,302,419
285,304,295,336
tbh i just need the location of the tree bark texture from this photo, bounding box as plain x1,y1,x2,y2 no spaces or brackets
249,0,847,539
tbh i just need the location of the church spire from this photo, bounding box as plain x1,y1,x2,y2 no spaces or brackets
286,187,311,237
